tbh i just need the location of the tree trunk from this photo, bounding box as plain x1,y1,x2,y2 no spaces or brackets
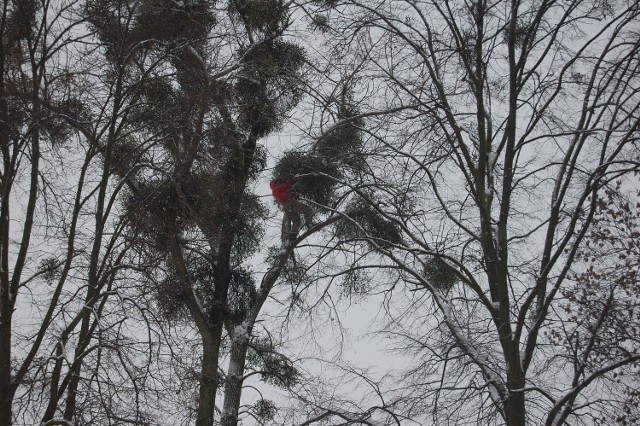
196,324,224,426
62,303,93,421
505,391,526,426
0,193,12,425
505,351,526,426
0,304,12,426
220,329,250,426
41,340,66,422
0,20,13,419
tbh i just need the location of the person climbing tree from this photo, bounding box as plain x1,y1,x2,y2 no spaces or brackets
270,174,314,238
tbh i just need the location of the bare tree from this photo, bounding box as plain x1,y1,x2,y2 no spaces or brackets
299,0,640,424
0,1,100,423
1,0,179,424
548,182,640,425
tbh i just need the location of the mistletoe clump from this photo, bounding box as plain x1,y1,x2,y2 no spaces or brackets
228,0,287,34
272,150,340,206
423,256,459,291
123,180,182,243
248,337,300,389
335,197,402,249
236,40,306,137
315,105,365,171
135,0,215,44
154,274,188,320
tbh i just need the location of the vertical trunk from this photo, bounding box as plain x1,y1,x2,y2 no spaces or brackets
41,341,66,421
0,2,13,414
499,3,526,425
0,281,12,426
0,57,42,426
496,309,526,426
220,331,250,426
0,87,12,422
62,306,92,421
196,324,224,426
0,174,11,426
505,389,526,426
504,322,526,425
0,7,10,419
166,216,225,426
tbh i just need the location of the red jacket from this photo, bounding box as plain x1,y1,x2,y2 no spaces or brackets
270,179,293,205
